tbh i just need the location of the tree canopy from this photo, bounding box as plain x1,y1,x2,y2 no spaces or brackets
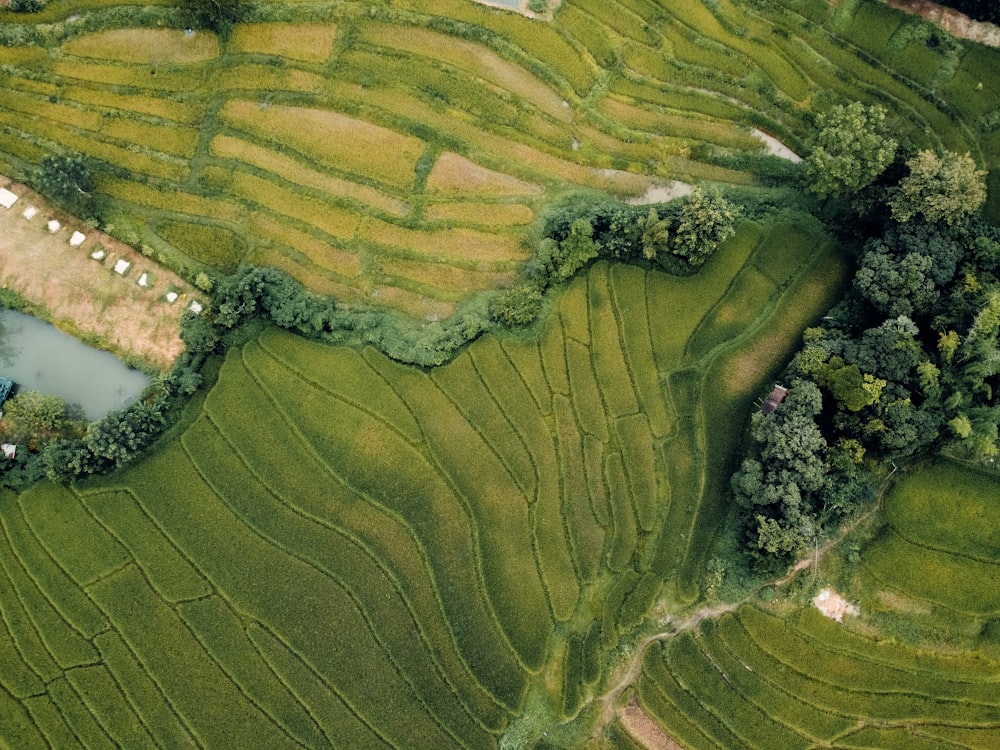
804,102,898,199
670,187,738,267
180,0,246,35
888,150,988,226
39,153,96,216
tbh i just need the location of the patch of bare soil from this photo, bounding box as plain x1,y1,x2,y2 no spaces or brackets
882,0,1000,47
814,588,860,622
620,698,685,750
0,178,204,370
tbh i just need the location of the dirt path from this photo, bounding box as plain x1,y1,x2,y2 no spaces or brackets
0,178,203,370
882,0,1000,47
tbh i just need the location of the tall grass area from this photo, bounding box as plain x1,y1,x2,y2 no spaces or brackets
0,216,837,747
0,0,997,316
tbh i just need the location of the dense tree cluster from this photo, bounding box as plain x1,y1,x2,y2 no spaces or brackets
10,0,45,12
0,390,85,446
804,102,898,200
491,188,738,328
733,118,996,567
0,365,202,490
888,150,987,226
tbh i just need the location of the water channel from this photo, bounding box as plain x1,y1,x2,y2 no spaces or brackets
0,308,150,421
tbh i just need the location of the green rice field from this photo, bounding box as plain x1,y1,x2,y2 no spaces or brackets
0,218,850,747
630,461,1000,749
0,0,998,317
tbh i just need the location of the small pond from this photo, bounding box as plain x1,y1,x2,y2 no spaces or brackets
0,309,150,421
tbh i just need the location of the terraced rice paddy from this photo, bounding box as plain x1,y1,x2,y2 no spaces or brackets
3,0,1000,747
856,462,1000,647
0,219,846,747
631,604,1000,749
626,461,1000,750
0,0,998,317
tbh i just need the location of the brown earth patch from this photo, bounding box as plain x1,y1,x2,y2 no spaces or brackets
0,178,203,370
620,697,685,750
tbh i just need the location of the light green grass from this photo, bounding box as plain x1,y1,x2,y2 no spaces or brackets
883,462,1000,562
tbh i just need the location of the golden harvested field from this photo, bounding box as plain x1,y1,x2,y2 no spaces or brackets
426,152,542,197
230,23,337,63
219,100,427,190
424,201,534,226
210,134,410,216
359,217,529,264
61,28,220,64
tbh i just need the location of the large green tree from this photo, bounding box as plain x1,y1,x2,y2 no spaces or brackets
0,390,83,444
39,153,96,215
180,0,246,36
670,187,738,267
888,150,987,226
804,102,898,199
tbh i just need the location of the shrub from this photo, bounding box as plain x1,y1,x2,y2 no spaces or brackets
489,285,544,327
10,0,44,12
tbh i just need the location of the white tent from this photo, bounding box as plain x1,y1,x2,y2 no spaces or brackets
69,231,86,247
0,188,19,209
47,219,60,233
114,259,131,275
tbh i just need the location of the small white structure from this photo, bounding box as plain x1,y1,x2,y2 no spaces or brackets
22,206,37,220
90,248,107,261
47,219,61,233
165,291,179,303
114,259,131,275
188,300,203,314
1,444,15,460
137,272,149,287
0,188,19,209
69,231,86,247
